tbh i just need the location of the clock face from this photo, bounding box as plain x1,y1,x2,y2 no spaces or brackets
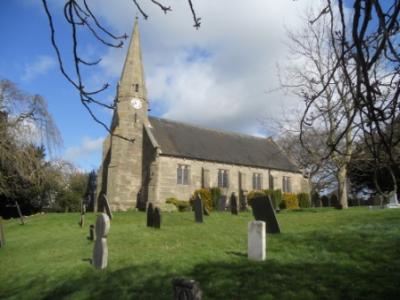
130,98,142,109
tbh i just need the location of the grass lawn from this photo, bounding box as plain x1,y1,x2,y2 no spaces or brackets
1,208,400,299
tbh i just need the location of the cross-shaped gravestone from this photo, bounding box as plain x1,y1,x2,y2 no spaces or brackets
230,192,239,215
251,195,280,234
0,217,5,248
92,213,110,269
147,203,154,227
194,195,203,223
172,278,202,300
153,207,161,229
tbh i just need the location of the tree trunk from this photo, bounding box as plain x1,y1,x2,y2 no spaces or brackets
338,165,348,209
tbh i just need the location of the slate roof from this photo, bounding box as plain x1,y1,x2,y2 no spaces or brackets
148,116,300,173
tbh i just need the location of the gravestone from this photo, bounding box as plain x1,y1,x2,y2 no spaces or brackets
101,194,113,220
230,192,239,215
87,224,95,241
194,195,203,223
172,278,202,300
217,196,227,212
240,190,248,211
386,191,400,208
147,203,154,227
251,195,280,234
78,202,86,228
0,217,5,248
92,213,110,269
153,207,161,229
15,201,25,225
248,221,266,261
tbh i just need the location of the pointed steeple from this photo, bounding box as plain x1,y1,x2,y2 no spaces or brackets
119,17,147,100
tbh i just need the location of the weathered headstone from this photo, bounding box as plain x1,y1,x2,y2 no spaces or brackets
194,195,203,223
87,224,95,241
0,217,5,248
147,203,154,227
15,201,25,225
92,213,110,269
172,278,202,300
251,195,280,234
230,192,239,215
248,221,266,261
101,194,113,220
153,207,161,229
217,196,227,212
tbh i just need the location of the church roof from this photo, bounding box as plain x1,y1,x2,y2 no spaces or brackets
148,116,300,173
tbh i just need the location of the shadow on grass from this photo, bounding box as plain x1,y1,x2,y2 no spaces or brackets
1,230,399,300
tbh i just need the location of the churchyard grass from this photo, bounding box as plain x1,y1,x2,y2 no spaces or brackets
0,208,399,299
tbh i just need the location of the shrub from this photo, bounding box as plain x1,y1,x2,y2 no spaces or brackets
166,197,191,212
190,188,213,212
210,187,222,208
297,193,311,208
321,195,329,207
330,194,339,207
311,192,321,207
272,189,282,209
247,190,266,206
282,193,299,209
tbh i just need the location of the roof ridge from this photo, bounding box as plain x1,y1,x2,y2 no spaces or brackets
149,115,271,142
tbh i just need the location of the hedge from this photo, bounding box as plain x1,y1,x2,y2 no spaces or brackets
282,193,299,209
297,192,311,208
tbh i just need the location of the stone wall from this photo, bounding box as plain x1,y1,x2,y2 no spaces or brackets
153,155,308,203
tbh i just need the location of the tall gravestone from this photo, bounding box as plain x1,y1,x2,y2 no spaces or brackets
0,217,5,248
15,201,25,225
153,207,161,229
79,201,86,228
230,192,239,215
251,195,280,234
172,278,202,300
92,213,110,269
147,203,154,227
194,195,203,223
240,190,248,211
248,221,266,261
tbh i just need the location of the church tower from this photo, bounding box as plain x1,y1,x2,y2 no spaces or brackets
103,18,148,211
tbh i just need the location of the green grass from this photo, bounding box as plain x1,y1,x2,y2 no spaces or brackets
1,208,400,299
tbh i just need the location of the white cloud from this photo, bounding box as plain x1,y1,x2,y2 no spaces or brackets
64,136,104,163
88,0,321,135
22,55,56,82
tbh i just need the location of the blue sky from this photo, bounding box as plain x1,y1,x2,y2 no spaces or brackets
0,0,323,171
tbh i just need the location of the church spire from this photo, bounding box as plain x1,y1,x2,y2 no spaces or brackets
119,17,147,100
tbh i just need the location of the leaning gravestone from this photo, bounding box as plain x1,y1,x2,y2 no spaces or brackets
0,217,5,248
172,278,202,300
92,213,110,269
87,224,95,241
101,194,113,220
153,207,161,229
230,192,239,215
194,195,203,223
15,201,25,225
248,221,266,261
147,203,154,227
251,195,280,234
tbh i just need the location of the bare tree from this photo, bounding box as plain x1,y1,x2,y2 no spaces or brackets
301,1,400,197
278,10,358,208
41,0,200,138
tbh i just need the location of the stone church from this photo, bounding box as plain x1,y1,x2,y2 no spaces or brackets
96,19,309,211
